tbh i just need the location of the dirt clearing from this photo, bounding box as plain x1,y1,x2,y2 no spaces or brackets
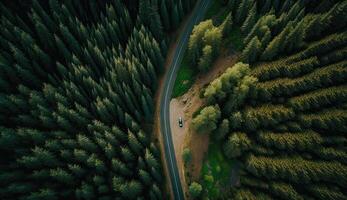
170,49,239,195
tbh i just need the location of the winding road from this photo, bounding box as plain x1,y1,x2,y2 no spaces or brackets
159,0,211,199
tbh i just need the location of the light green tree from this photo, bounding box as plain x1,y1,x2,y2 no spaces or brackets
192,105,221,133
189,182,202,198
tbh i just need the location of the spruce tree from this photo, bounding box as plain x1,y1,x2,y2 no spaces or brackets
241,3,257,34
171,5,179,29
220,12,233,37
261,22,293,60
160,0,170,30
241,36,261,63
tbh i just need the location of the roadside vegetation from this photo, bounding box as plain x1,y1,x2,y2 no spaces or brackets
190,0,347,199
0,0,197,199
173,0,235,99
200,142,233,199
172,55,196,97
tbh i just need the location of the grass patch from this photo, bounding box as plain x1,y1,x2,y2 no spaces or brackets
200,141,233,199
225,26,244,51
172,55,197,98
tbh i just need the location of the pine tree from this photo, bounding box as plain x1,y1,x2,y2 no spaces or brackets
160,0,170,30
284,19,305,53
241,3,257,34
178,0,184,21
139,169,152,186
0,1,170,199
220,12,233,37
149,2,164,40
241,36,261,63
121,146,135,162
171,4,179,29
260,27,272,50
261,22,293,60
50,168,74,184
145,149,159,169
128,130,143,155
139,0,151,26
260,0,272,14
235,0,252,24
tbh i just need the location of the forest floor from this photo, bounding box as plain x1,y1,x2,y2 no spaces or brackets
169,48,239,197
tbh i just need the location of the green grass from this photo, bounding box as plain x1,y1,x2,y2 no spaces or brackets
200,141,233,199
172,55,197,98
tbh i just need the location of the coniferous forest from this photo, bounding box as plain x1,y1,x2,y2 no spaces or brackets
1,0,347,199
191,0,347,199
0,0,196,199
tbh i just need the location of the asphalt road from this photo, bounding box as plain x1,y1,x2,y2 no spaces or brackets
159,0,211,199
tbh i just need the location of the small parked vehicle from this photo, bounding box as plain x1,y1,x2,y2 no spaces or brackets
178,117,183,127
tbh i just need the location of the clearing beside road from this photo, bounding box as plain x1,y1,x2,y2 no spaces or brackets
169,49,239,196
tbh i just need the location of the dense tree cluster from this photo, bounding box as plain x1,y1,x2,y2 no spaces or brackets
196,0,347,198
188,20,223,72
188,182,202,199
187,9,236,73
0,0,195,199
192,105,221,134
236,0,347,63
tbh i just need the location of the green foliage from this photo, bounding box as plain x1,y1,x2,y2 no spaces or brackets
189,20,214,65
188,19,222,72
200,141,234,199
241,2,257,34
198,45,213,72
172,55,197,98
270,182,304,200
241,36,261,63
203,62,256,105
214,119,229,140
261,22,293,60
0,0,196,199
200,1,347,199
220,12,233,36
223,132,251,158
246,155,347,186
257,131,323,152
189,182,202,198
192,105,221,134
224,26,244,51
235,0,253,25
182,148,192,164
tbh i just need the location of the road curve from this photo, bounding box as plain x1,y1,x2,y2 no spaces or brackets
159,0,211,199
